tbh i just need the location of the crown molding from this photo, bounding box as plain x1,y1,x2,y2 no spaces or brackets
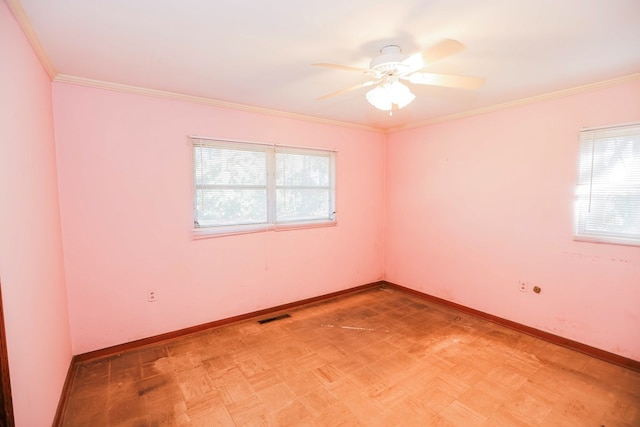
53,74,382,133
6,0,638,133
53,72,640,135
42,71,640,135
389,72,640,132
5,0,56,80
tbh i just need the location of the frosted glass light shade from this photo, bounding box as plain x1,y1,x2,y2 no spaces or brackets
389,81,415,108
365,81,415,111
365,85,393,110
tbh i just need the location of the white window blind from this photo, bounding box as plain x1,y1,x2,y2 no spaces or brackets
275,146,335,224
574,123,640,246
192,138,336,236
193,140,269,229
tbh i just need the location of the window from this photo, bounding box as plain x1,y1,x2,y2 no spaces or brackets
192,137,336,236
574,123,640,246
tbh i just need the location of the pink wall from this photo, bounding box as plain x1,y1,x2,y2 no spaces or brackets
53,78,640,361
385,80,640,361
0,3,73,426
52,84,386,354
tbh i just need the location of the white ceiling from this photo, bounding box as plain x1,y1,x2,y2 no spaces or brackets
15,0,640,131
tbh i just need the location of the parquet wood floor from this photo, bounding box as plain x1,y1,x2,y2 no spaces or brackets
60,286,640,426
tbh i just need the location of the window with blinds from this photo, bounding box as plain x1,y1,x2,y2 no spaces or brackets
192,138,336,236
574,123,640,246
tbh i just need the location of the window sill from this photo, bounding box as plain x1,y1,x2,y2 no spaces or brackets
573,235,640,247
193,221,337,240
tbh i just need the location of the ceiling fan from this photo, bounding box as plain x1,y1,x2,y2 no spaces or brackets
313,39,484,112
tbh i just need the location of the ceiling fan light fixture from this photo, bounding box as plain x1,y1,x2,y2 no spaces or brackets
366,81,415,111
388,81,416,109
366,85,393,111
315,39,482,114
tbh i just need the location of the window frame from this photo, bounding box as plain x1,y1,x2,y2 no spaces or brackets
573,122,640,247
191,137,336,238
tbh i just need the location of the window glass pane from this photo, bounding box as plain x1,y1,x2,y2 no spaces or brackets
596,140,639,184
195,189,267,227
276,189,330,222
583,192,640,237
195,146,266,185
276,153,330,187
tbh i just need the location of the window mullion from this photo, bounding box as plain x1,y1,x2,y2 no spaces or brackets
266,147,277,224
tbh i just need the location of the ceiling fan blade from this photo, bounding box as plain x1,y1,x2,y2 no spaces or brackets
407,72,485,89
422,39,466,64
312,63,369,73
316,80,378,100
399,53,424,75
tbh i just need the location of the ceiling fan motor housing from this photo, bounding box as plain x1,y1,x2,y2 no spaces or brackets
369,45,411,77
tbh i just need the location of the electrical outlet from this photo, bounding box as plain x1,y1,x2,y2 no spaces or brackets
147,290,156,302
519,282,528,292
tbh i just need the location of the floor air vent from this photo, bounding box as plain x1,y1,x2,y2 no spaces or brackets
258,313,291,324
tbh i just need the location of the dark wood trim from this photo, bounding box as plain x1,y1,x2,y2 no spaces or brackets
56,278,638,423
52,356,79,427
55,281,383,421
75,281,384,363
0,282,15,427
383,281,640,372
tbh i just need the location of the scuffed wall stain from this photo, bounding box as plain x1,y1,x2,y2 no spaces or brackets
553,317,592,333
562,251,636,265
